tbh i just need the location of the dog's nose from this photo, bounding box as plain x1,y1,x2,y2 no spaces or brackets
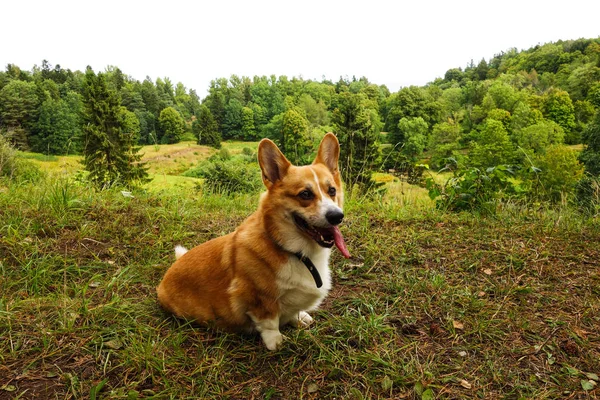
325,210,344,225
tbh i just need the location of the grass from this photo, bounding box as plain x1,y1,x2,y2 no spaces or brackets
1,145,599,399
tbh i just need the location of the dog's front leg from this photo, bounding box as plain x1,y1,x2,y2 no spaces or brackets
247,312,283,351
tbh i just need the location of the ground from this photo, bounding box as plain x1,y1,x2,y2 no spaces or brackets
1,142,599,399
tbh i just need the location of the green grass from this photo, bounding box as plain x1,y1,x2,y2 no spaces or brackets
1,144,599,399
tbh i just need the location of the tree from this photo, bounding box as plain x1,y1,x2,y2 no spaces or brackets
31,92,82,154
512,120,564,153
429,122,462,168
332,92,381,190
158,107,184,144
542,89,576,143
579,112,600,175
0,80,40,149
469,119,514,168
281,107,310,164
81,68,148,189
192,105,221,148
393,117,428,161
241,106,256,140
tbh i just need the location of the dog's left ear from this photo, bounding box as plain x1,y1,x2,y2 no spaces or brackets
258,138,291,188
313,132,340,174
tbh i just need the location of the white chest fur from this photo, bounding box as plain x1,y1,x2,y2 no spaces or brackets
276,248,332,322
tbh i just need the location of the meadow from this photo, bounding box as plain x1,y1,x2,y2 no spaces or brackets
1,142,599,399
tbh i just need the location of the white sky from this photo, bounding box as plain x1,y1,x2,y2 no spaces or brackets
2,0,599,97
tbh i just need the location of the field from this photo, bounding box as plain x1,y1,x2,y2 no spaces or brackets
1,142,599,399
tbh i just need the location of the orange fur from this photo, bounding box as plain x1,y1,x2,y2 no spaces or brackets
157,133,346,350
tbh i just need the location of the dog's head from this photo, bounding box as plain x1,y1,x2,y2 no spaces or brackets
258,133,350,258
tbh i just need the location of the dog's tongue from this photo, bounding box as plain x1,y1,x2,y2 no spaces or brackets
332,226,351,258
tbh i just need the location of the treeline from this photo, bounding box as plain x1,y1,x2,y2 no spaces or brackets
1,38,600,190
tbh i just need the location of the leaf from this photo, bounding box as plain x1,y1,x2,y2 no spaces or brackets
565,366,579,376
103,339,122,350
460,379,472,389
421,388,435,400
1,385,16,392
585,372,599,381
453,320,464,330
381,375,393,391
483,268,492,275
581,379,596,391
307,383,318,394
414,381,424,396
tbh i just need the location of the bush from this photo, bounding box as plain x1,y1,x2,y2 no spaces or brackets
0,135,44,183
530,145,584,202
184,158,261,195
426,161,524,214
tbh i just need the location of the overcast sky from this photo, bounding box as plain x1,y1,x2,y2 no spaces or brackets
2,0,599,97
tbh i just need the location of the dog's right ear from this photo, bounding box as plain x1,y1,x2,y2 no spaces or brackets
258,139,291,188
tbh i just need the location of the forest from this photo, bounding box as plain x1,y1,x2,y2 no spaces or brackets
1,38,600,210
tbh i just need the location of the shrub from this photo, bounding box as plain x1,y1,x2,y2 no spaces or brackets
184,159,261,195
531,145,584,202
426,161,524,214
0,135,44,183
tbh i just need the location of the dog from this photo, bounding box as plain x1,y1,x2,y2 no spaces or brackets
156,132,350,350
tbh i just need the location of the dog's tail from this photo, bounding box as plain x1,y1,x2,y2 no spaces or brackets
174,245,188,260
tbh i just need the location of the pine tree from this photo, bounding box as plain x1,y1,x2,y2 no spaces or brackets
81,67,149,189
192,105,221,148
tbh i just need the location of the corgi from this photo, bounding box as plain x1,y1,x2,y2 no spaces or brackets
156,133,350,350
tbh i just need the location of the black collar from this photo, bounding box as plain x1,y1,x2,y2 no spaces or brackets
294,252,323,288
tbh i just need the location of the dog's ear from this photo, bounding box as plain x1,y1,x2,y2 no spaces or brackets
258,139,291,187
313,132,340,174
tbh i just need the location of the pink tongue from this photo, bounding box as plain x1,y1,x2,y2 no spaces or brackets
332,226,351,259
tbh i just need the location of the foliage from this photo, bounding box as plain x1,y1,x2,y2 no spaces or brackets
512,120,564,153
158,106,185,144
81,68,149,189
183,158,261,194
393,117,428,161
332,91,381,190
192,105,221,148
426,162,524,213
579,111,600,175
0,80,40,149
31,92,82,154
0,135,43,183
530,145,584,202
469,119,515,168
281,107,310,164
428,122,462,169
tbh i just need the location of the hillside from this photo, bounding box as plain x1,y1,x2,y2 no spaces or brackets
1,140,600,398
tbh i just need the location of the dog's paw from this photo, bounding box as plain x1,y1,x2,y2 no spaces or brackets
261,329,284,351
297,311,314,328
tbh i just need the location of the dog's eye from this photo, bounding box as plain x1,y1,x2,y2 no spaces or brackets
328,187,336,197
298,190,314,200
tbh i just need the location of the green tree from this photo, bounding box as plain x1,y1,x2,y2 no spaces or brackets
332,92,381,189
31,92,82,154
241,106,256,140
192,105,221,148
542,89,576,142
429,122,462,168
512,120,564,153
0,80,40,149
534,145,584,202
158,107,185,144
81,68,148,188
281,107,310,164
469,119,514,168
579,112,600,175
394,117,428,161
